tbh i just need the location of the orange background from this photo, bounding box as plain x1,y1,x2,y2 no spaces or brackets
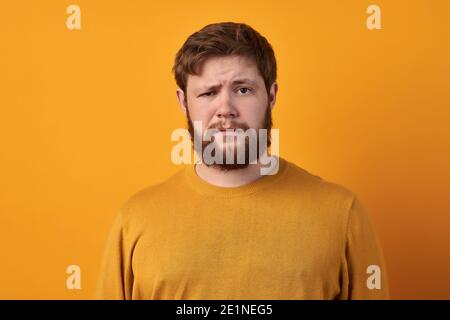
1,0,449,299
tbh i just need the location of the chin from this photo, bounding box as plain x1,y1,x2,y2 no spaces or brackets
205,162,250,172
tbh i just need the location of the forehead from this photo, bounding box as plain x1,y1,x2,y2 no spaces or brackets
187,55,262,90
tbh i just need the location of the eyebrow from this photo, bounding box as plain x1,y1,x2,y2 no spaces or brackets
194,78,258,94
232,78,258,86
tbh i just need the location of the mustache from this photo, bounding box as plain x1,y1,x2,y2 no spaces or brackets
207,122,250,131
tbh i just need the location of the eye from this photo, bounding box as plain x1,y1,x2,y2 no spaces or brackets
237,87,251,95
199,91,215,97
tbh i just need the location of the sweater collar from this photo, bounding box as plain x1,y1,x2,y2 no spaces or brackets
183,156,289,198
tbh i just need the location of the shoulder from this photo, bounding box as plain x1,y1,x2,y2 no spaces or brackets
283,158,356,206
117,166,188,228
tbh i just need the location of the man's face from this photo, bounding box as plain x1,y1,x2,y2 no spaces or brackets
176,55,277,170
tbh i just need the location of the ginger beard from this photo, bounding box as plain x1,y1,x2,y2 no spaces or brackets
185,98,273,171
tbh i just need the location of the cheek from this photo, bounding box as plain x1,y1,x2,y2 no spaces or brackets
238,99,268,126
187,102,215,128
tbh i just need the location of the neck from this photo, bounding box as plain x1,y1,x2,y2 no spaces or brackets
194,153,276,188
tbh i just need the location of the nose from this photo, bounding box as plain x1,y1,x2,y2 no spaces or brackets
216,92,238,119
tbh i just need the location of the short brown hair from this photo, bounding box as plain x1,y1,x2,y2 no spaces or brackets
172,22,277,96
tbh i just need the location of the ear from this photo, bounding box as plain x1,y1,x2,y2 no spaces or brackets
268,82,278,111
176,88,187,116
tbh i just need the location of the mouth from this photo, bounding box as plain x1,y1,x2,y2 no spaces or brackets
217,128,242,136
218,128,237,132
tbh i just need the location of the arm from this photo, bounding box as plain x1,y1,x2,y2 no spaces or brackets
95,210,134,300
341,195,390,299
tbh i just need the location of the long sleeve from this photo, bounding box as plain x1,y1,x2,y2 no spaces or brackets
340,195,390,299
95,210,134,300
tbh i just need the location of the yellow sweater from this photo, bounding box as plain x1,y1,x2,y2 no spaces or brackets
95,157,389,299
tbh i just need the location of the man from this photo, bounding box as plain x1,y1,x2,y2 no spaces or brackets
95,22,389,299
